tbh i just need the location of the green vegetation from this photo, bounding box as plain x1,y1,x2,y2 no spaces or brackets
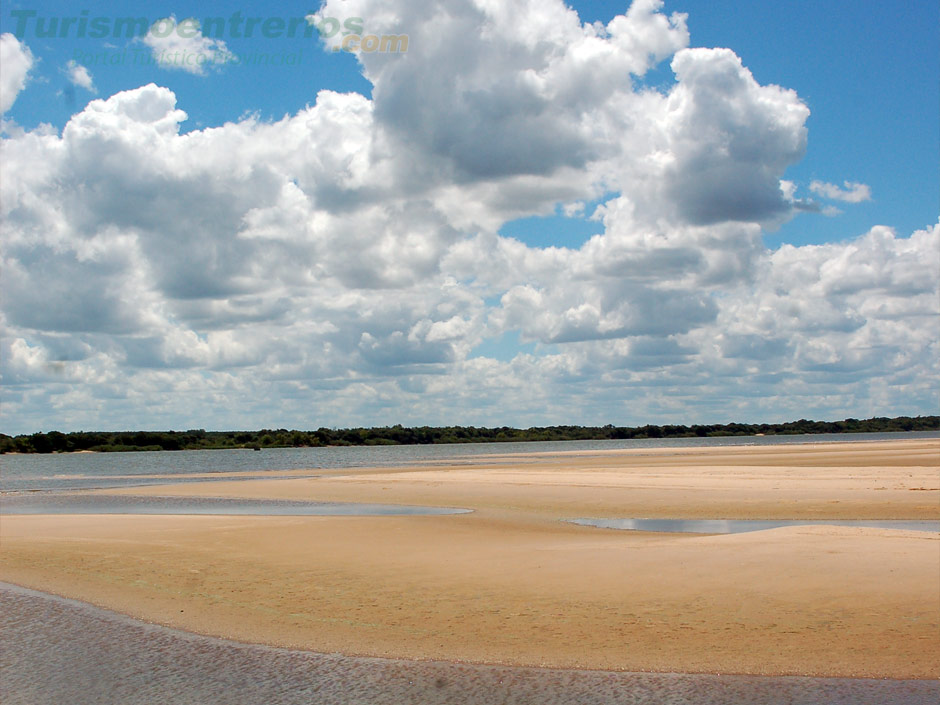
0,416,936,454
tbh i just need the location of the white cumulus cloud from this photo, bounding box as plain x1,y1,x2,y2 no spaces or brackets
141,16,234,75
65,60,96,92
0,33,35,113
810,180,872,203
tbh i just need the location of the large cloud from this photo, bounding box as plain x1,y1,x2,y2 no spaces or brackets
658,48,808,225
0,1,936,433
314,0,687,180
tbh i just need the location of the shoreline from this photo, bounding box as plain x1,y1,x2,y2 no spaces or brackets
2,438,938,679
0,580,930,683
3,428,938,458
4,521,935,679
6,585,937,705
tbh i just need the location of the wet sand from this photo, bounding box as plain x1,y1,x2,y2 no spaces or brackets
1,439,938,679
4,584,937,705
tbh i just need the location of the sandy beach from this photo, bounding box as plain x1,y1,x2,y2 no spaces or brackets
2,439,938,679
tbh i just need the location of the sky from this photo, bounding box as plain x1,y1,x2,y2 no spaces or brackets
1,0,937,434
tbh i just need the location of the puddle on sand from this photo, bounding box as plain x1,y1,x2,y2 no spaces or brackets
0,493,470,516
567,518,940,534
2,583,936,705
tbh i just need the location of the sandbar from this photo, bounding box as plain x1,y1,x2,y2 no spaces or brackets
1,438,938,678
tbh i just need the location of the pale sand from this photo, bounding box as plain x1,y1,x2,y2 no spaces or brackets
1,439,938,678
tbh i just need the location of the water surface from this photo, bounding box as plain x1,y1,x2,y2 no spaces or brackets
3,431,936,492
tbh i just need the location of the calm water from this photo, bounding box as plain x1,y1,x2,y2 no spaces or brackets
2,431,937,492
568,518,940,534
0,493,470,516
2,584,936,705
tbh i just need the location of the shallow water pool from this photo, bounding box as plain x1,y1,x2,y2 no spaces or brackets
0,493,470,516
567,518,940,534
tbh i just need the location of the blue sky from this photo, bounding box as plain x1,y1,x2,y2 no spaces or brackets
2,0,371,127
1,1,937,433
669,0,938,249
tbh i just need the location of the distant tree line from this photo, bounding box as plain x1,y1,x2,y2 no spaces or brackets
0,416,936,454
